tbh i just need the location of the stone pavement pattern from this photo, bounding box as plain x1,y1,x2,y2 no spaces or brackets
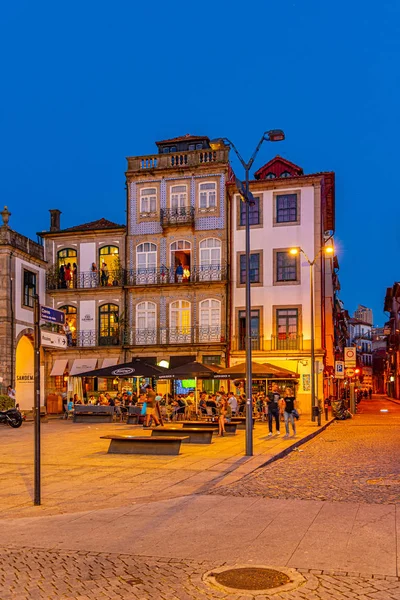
1,397,399,599
1,548,399,600
212,398,400,503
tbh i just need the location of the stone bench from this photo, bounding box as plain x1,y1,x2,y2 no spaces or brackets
73,405,114,423
100,435,188,455
150,427,216,444
181,421,237,435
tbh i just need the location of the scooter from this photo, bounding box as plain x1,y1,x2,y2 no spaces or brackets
0,407,23,428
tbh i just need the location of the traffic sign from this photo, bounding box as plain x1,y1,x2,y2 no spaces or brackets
40,305,65,325
344,347,356,366
335,361,345,379
345,368,355,378
41,330,68,349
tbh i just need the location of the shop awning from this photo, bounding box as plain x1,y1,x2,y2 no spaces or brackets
50,358,69,377
101,357,119,368
70,358,98,376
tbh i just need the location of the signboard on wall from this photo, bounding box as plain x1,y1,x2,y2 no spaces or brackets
335,361,345,379
41,330,68,349
344,347,356,366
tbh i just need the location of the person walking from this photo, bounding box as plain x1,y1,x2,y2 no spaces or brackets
217,395,228,436
267,383,281,437
283,387,297,438
144,384,160,427
368,387,372,399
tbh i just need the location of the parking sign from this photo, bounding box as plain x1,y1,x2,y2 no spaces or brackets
335,361,345,379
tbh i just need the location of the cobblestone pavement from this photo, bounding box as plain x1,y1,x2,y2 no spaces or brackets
1,547,399,600
211,398,400,503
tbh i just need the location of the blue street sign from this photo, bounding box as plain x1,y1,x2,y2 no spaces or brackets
40,305,65,325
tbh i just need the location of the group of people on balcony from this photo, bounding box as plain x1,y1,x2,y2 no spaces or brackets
57,261,120,289
175,261,190,283
59,263,77,288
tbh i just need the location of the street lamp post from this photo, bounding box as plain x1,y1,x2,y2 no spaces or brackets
211,130,285,456
289,245,334,426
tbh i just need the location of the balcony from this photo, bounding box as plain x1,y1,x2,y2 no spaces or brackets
66,330,121,347
127,148,229,172
160,206,195,228
271,335,303,351
126,265,227,286
123,326,226,346
46,270,123,291
230,335,304,352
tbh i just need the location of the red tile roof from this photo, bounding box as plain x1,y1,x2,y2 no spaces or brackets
61,218,125,232
155,133,209,145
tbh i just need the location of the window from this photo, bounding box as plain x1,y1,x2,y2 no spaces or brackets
136,301,156,344
238,309,260,350
239,196,260,226
202,355,221,366
266,172,276,179
170,300,191,342
199,182,216,209
280,171,291,178
99,304,119,345
140,187,157,213
276,251,297,282
275,308,299,349
199,299,221,341
276,193,298,223
23,270,36,308
136,243,157,283
170,240,191,282
188,144,195,151
199,238,221,280
57,248,77,269
240,253,260,284
170,185,187,210
60,305,77,346
99,245,119,257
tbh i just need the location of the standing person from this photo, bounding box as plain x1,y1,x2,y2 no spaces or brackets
228,391,238,416
64,263,72,288
217,395,228,436
72,262,78,288
7,385,16,405
59,264,66,289
144,384,160,427
64,320,73,346
267,384,281,437
175,261,183,283
91,262,98,287
100,262,109,286
368,387,373,399
283,387,297,438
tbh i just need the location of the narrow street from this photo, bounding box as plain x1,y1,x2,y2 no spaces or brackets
213,396,400,504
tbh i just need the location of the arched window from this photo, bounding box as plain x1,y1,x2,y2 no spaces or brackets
170,240,191,282
99,245,119,259
60,305,77,346
136,242,157,284
280,171,291,178
98,303,119,346
136,301,157,345
98,245,120,286
265,172,276,179
170,185,187,210
199,299,221,341
199,238,221,280
140,187,157,213
170,300,191,342
199,182,217,209
57,248,78,289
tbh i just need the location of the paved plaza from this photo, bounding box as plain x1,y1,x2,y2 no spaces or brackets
1,398,399,599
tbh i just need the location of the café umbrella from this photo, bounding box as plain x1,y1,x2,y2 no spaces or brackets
157,361,221,412
214,361,298,380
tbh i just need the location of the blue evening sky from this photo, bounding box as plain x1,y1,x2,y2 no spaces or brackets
1,1,399,325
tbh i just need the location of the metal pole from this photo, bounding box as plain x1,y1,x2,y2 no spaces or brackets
33,294,41,505
245,166,253,456
310,263,316,422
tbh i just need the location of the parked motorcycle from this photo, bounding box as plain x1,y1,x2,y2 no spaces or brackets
0,407,23,428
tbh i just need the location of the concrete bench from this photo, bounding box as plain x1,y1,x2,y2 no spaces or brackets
181,421,237,435
150,427,216,444
73,405,114,423
100,435,188,455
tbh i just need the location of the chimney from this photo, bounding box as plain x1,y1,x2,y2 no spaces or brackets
49,209,61,232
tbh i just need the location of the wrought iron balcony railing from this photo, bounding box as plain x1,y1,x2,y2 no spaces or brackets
230,335,265,352
271,335,303,351
66,330,121,347
123,326,226,346
126,265,227,286
46,270,123,291
160,206,195,228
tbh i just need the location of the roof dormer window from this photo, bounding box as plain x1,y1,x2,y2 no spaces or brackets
280,171,291,178
266,172,276,179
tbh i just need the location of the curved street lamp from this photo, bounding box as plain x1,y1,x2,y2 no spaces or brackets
289,244,334,425
211,130,285,456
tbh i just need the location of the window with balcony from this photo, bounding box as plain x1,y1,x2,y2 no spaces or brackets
275,251,298,283
199,238,221,280
170,185,188,210
239,196,260,226
23,270,36,308
99,303,119,346
199,299,221,341
136,301,156,344
274,193,299,225
170,240,191,282
275,308,299,349
238,309,260,351
170,300,191,342
60,305,77,346
239,253,260,284
199,182,217,211
57,248,78,289
140,187,157,214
